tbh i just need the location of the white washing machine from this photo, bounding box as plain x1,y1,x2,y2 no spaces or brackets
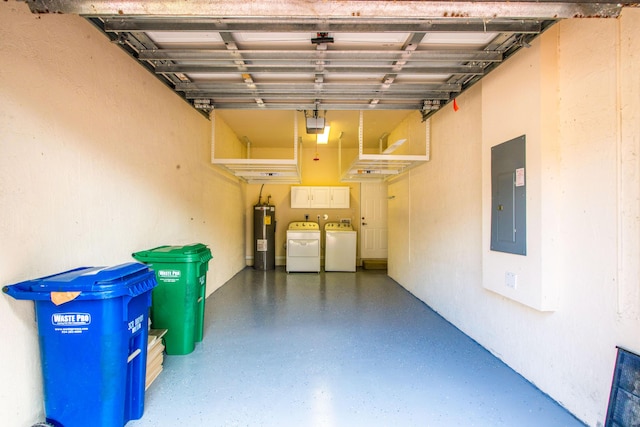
324,222,357,272
286,221,321,273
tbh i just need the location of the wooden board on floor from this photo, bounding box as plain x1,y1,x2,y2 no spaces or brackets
145,329,168,390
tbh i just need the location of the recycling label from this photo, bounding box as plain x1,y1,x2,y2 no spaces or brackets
51,312,91,334
158,269,181,283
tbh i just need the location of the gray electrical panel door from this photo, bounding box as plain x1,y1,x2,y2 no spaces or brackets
491,135,526,255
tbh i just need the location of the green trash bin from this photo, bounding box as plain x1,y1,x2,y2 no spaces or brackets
132,244,212,355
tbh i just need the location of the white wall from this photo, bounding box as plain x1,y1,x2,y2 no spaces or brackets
481,24,561,311
388,9,640,426
0,3,246,425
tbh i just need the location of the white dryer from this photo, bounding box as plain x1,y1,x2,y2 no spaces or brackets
286,221,321,273
324,222,357,272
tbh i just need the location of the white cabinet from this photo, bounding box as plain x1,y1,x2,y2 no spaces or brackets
290,186,350,209
290,186,312,208
329,186,350,208
310,186,331,208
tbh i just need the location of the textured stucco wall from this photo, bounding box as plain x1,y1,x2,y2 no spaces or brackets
0,3,246,425
388,9,640,425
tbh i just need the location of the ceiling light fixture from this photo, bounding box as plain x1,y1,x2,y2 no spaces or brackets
317,126,331,144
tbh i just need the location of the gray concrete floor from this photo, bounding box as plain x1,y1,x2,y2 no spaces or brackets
129,267,585,427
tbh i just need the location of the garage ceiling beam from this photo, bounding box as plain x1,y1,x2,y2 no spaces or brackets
154,64,485,75
139,50,503,63
102,19,545,34
176,82,462,93
183,92,452,101
24,0,625,19
207,103,426,110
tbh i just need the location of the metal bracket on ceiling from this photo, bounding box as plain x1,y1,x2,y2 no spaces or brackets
421,100,441,121
194,99,213,111
111,33,128,45
311,32,334,45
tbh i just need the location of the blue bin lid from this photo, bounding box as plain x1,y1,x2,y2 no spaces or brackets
3,262,157,301
132,243,212,264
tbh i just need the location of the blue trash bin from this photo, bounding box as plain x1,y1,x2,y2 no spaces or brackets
3,263,157,427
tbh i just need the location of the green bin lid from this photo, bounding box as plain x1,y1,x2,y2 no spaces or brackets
132,243,212,264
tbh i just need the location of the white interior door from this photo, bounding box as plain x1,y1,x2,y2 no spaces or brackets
360,182,388,259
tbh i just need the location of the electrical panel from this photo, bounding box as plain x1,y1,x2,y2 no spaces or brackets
491,135,527,255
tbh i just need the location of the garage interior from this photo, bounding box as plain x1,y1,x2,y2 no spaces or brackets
129,268,585,426
1,1,639,426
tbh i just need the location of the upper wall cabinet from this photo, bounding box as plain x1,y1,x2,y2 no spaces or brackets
329,187,350,208
291,186,350,209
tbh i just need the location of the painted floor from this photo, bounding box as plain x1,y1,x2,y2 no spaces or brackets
128,267,585,427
